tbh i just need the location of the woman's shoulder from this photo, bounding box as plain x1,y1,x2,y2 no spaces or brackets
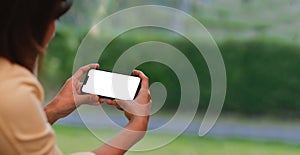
0,58,59,155
0,57,44,107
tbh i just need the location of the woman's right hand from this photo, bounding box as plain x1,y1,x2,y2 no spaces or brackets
107,70,151,127
93,70,151,154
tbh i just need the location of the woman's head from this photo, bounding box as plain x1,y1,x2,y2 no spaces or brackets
0,0,72,72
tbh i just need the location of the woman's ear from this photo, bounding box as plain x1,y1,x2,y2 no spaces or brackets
43,21,56,47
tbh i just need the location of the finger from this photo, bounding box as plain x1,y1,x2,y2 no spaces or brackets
106,99,114,105
110,101,118,107
133,70,149,90
116,106,124,111
76,94,99,105
99,98,105,103
73,63,99,80
76,82,83,94
114,100,124,111
115,103,124,111
106,99,116,104
106,99,123,110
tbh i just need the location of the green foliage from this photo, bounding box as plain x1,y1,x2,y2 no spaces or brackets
220,39,300,116
41,27,300,117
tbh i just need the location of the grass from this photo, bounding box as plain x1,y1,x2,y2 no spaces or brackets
53,125,300,155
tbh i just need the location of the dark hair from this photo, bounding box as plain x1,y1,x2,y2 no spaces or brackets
0,0,72,72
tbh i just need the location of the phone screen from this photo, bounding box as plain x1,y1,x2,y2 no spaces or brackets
81,69,141,100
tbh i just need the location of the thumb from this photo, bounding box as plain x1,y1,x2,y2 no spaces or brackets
75,94,99,106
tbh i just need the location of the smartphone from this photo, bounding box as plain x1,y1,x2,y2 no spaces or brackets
81,69,141,100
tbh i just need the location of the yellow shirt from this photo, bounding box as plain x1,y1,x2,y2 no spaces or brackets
0,58,94,155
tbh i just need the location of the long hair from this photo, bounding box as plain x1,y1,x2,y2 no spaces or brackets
0,0,72,72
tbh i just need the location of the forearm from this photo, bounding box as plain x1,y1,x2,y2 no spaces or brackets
44,99,62,125
92,116,149,155
44,97,76,125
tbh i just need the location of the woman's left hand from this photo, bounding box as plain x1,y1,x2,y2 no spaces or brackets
44,64,104,124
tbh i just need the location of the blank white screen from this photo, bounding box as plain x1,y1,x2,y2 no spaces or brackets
82,69,140,100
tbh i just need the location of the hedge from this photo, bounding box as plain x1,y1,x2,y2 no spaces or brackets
41,27,300,117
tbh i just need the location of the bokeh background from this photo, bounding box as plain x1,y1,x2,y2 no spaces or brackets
40,0,300,154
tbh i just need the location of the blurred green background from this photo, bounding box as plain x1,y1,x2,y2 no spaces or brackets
41,0,300,117
39,0,300,154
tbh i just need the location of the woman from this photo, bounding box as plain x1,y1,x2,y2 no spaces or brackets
0,0,151,154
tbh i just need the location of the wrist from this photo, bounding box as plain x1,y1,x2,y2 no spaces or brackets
128,116,149,131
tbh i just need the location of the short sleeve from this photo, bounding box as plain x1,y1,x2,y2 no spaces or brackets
0,76,62,155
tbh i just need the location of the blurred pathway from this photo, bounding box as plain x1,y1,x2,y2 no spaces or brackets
56,110,300,145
